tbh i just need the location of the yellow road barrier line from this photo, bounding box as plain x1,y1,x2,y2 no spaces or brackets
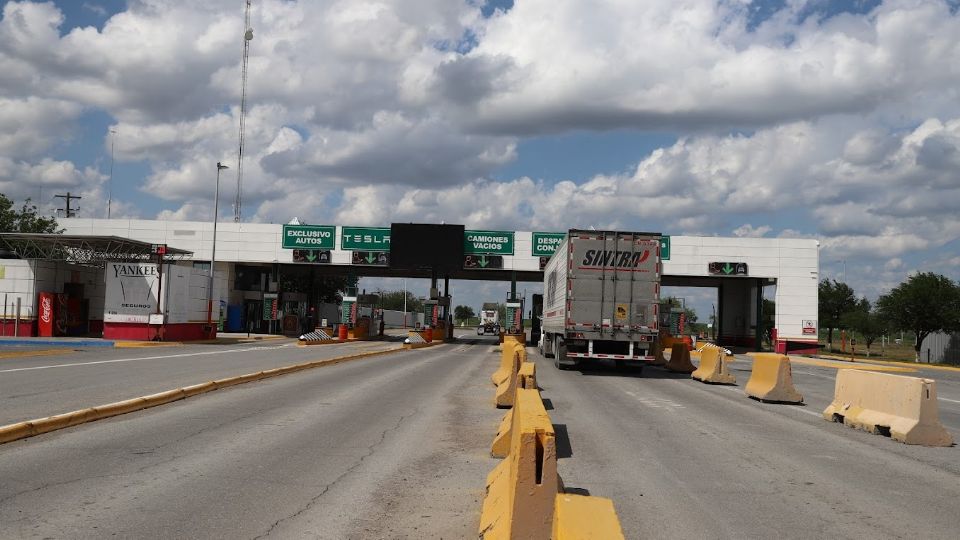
113,341,184,348
788,356,917,373
818,354,960,373
0,349,74,360
0,346,407,445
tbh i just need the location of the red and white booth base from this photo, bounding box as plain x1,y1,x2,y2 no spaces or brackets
774,338,819,355
103,322,215,342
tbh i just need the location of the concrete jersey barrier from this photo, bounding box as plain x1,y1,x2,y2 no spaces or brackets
744,353,803,403
691,347,736,384
553,494,626,540
495,350,523,408
480,388,558,539
823,369,954,446
664,343,696,373
491,363,539,458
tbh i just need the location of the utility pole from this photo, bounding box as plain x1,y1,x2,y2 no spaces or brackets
55,192,82,218
108,128,117,219
234,0,254,222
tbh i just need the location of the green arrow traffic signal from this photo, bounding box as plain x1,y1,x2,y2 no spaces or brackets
365,253,377,264
478,256,489,268
306,252,317,262
723,263,733,274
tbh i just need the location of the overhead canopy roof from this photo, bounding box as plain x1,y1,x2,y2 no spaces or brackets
0,233,192,267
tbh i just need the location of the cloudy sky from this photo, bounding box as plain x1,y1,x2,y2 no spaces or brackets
2,0,960,314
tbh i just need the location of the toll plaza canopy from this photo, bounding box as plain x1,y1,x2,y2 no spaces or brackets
0,233,193,266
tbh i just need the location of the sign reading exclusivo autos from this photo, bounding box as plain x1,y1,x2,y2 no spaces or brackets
104,262,161,323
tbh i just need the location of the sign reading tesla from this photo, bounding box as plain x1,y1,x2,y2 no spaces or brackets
708,262,748,276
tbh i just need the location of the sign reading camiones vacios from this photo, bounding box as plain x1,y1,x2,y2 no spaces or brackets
283,225,335,249
464,230,514,255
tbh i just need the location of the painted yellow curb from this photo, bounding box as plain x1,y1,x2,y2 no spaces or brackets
0,349,74,360
788,356,917,373
113,341,184,348
0,346,405,445
818,354,960,373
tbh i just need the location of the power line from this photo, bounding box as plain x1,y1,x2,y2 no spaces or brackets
54,192,82,218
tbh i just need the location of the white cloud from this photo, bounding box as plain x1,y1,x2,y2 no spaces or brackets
733,224,772,238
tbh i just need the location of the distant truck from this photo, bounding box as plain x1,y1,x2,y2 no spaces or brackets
540,230,662,370
477,302,501,335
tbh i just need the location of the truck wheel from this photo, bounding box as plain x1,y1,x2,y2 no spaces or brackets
542,333,554,358
554,336,568,370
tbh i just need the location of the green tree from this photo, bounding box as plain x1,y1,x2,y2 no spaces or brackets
818,279,857,351
840,299,885,356
877,273,960,361
454,305,475,323
0,195,59,234
378,290,423,313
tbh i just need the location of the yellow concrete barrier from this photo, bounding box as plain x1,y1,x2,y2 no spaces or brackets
553,493,626,540
480,388,558,540
691,347,736,384
664,343,696,373
518,362,536,389
492,340,525,386
649,341,667,366
495,351,523,408
823,369,954,446
491,363,538,457
744,353,803,403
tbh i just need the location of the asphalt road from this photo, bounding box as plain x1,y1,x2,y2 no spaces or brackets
538,352,960,540
0,338,400,425
0,335,503,539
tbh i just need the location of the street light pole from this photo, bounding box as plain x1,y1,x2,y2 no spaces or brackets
207,162,229,327
402,278,407,328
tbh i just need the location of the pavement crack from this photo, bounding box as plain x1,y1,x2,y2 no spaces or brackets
252,407,421,539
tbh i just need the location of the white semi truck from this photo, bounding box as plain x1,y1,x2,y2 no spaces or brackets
477,302,501,335
540,230,662,370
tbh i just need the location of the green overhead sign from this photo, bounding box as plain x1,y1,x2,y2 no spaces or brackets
342,227,390,251
464,230,514,255
282,224,335,249
660,235,671,261
532,232,566,257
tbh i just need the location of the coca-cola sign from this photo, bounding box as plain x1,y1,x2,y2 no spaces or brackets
40,295,53,324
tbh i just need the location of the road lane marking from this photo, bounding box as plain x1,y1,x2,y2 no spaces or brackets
720,385,823,417
939,397,960,404
0,344,293,374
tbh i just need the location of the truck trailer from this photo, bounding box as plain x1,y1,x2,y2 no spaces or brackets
540,230,662,370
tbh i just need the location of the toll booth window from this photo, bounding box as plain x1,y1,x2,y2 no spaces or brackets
234,265,266,291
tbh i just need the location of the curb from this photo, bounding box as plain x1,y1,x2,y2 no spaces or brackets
0,338,115,348
0,346,406,445
817,354,960,372
113,341,185,348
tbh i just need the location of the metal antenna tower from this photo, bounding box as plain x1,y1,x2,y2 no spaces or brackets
234,0,253,222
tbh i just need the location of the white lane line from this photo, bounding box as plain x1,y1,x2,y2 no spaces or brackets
0,344,291,374
939,397,960,404
790,369,838,381
720,385,823,418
